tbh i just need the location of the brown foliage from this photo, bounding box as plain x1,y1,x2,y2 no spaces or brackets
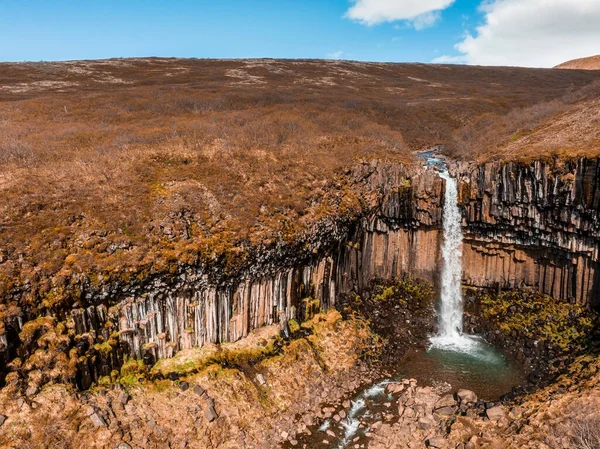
0,58,598,307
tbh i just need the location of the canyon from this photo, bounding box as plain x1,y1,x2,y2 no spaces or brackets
1,58,600,449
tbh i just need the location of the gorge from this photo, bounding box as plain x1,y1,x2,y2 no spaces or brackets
1,58,599,449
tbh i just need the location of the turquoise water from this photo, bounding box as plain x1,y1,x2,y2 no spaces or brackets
398,336,525,400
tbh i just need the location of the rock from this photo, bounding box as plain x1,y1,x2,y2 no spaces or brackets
179,381,189,391
193,384,206,397
326,429,336,437
509,406,523,419
281,431,289,440
427,436,448,448
402,407,417,420
256,374,267,386
434,394,457,410
457,389,477,405
25,386,38,397
387,383,405,394
204,406,218,423
0,415,6,427
418,415,436,430
339,410,347,419
90,412,107,428
117,392,130,405
486,406,505,421
116,444,132,449
435,406,455,416
85,406,95,416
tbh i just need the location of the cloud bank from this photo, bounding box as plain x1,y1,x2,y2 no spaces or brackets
435,0,600,67
345,0,455,28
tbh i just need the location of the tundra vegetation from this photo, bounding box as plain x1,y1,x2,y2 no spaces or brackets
0,59,599,314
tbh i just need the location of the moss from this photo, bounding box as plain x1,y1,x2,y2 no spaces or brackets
288,319,300,333
479,290,596,354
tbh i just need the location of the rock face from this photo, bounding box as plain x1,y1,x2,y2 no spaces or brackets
2,157,600,386
460,159,600,306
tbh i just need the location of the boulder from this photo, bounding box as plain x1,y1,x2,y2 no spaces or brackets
486,406,505,421
434,394,457,410
427,436,448,448
435,406,455,416
386,383,405,394
90,412,107,428
418,415,436,430
457,389,477,405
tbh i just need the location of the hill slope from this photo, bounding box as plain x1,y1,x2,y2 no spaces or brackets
555,54,600,70
0,58,599,307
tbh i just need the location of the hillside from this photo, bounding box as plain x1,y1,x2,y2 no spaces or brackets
0,58,599,310
556,54,600,70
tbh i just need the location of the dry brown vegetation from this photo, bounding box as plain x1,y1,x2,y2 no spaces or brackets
449,79,600,162
556,54,600,70
0,58,598,309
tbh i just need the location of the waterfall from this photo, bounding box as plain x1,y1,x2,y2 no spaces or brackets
437,170,464,338
430,167,474,351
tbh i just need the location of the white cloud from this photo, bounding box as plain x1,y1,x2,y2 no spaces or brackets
345,0,455,27
439,0,600,67
432,54,467,64
327,50,345,60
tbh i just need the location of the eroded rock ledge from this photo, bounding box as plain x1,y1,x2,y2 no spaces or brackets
2,157,600,389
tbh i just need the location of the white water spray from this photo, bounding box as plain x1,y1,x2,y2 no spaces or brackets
430,168,476,351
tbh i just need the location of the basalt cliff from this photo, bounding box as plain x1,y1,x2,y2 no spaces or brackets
2,156,600,391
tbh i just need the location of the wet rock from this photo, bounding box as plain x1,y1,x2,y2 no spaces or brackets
457,389,477,405
386,383,405,394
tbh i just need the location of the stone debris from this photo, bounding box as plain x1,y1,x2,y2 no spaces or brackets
204,406,218,423
485,406,506,421
90,412,107,428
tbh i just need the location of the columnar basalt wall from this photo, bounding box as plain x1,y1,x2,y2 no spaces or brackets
459,159,600,307
3,158,600,387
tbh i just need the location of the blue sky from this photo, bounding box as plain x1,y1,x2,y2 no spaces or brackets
1,0,599,67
